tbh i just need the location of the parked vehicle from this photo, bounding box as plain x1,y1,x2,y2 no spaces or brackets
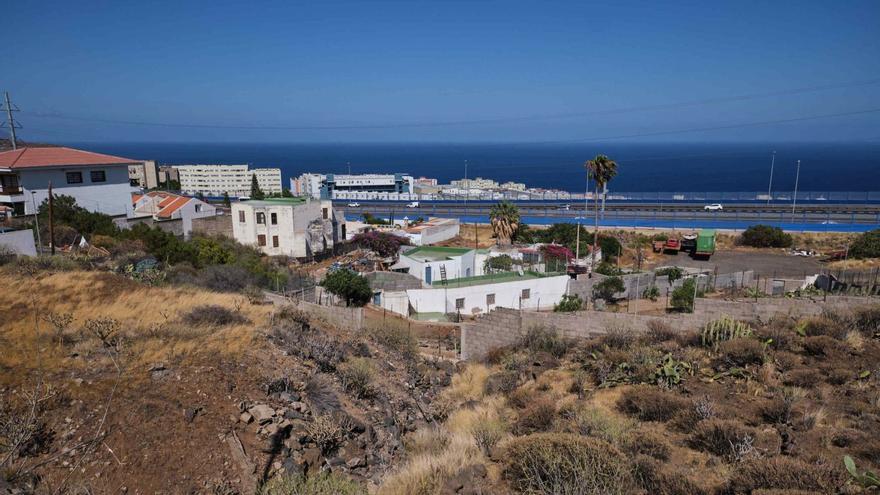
680,232,698,253
694,229,716,258
652,240,665,253
663,238,681,254
558,204,571,211
347,202,361,207
407,201,420,208
704,203,723,211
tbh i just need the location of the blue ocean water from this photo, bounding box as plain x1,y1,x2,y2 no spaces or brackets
73,142,880,193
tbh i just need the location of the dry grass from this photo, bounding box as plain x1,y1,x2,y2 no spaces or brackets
378,432,482,495
441,364,490,404
0,269,270,378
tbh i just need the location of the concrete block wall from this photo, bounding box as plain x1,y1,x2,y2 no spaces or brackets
461,295,872,360
295,300,364,332
192,214,233,238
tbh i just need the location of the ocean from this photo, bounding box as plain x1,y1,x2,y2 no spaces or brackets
72,142,880,193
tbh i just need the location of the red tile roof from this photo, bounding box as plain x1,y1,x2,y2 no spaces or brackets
0,147,139,169
157,196,191,218
132,191,194,218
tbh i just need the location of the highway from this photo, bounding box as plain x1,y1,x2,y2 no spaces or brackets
335,200,880,228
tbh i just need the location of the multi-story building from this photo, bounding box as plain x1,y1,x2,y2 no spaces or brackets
320,173,413,199
0,146,139,216
500,181,527,191
131,191,217,238
175,164,282,197
450,177,499,189
290,173,324,198
231,197,343,257
128,160,160,189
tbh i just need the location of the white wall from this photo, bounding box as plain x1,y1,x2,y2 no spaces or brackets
403,275,570,316
395,250,476,284
378,290,410,315
0,229,37,256
19,166,134,216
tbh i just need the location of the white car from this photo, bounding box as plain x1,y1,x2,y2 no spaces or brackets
704,203,723,211
347,202,361,207
407,201,420,208
558,204,571,211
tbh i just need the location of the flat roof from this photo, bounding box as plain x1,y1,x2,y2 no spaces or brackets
240,197,309,207
431,270,563,288
404,246,472,262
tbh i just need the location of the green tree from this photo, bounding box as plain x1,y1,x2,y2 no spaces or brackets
321,269,372,307
554,294,583,312
740,225,792,248
222,191,231,207
593,276,625,303
489,201,520,245
250,173,265,200
671,278,696,312
484,254,514,273
281,187,293,198
848,229,880,258
38,194,118,237
585,155,618,272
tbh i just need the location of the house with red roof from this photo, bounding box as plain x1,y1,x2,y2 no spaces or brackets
131,191,217,238
0,146,140,216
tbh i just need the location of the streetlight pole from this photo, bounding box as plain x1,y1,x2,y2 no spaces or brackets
792,160,801,219
767,151,776,204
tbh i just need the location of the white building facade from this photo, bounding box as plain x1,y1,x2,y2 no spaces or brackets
391,246,476,284
0,147,138,216
231,198,342,257
175,164,282,197
131,191,217,238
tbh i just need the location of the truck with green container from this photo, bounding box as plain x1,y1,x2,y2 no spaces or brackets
694,229,716,258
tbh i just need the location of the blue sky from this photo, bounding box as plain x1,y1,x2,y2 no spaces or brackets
7,0,880,143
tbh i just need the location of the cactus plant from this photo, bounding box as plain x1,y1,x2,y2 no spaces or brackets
701,315,753,350
844,455,880,488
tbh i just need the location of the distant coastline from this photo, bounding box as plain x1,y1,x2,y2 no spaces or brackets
70,141,880,193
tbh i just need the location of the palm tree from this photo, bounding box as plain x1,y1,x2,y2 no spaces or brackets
585,154,618,273
489,201,520,246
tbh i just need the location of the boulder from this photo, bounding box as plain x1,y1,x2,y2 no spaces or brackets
248,404,275,424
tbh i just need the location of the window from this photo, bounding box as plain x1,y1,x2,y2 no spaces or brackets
270,212,277,225
486,294,495,305
238,210,245,223
521,289,531,300
322,208,328,220
66,172,83,184
256,212,266,224
90,170,106,183
455,298,465,310
272,236,279,247
257,234,266,246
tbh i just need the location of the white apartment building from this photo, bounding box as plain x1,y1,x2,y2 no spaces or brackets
175,164,282,197
231,197,343,257
291,172,414,199
290,173,324,198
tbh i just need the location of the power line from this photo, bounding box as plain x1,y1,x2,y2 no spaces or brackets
1,92,22,149
22,77,880,131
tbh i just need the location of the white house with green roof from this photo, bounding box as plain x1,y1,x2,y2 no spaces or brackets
231,197,342,257
403,271,570,319
391,246,477,284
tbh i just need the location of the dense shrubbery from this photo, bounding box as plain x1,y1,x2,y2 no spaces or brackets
351,231,410,258
503,433,635,495
850,229,880,258
593,276,625,303
526,224,622,261
181,304,248,326
740,225,793,248
553,294,583,312
655,266,683,283
321,269,372,307
484,254,515,272
671,278,696,312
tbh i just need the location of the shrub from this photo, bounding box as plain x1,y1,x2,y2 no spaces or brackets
181,304,247,326
350,231,410,258
337,357,375,399
259,472,365,495
515,399,557,434
321,269,372,307
783,368,822,387
718,338,765,367
560,405,634,445
617,387,690,422
642,285,661,301
593,276,625,303
740,225,793,248
599,325,636,349
553,294,583,312
849,229,880,258
633,455,708,495
625,431,672,461
368,325,417,358
655,266,683,283
646,320,677,343
801,316,848,340
306,413,347,454
670,279,696,312
688,419,757,461
303,374,341,414
502,433,635,495
470,415,507,455
801,335,841,357
851,305,880,335
520,326,570,358
726,456,845,493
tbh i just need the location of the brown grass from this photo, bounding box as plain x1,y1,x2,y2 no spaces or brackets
0,269,270,380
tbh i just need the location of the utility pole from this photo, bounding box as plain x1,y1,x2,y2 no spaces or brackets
1,92,21,149
48,181,55,255
767,151,776,204
792,160,801,219
30,192,42,255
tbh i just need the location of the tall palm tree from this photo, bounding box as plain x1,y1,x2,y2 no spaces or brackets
489,201,520,246
585,154,618,273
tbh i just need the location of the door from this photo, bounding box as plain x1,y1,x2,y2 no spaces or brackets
373,292,381,306
425,266,432,284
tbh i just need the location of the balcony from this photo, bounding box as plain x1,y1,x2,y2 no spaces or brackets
0,186,23,195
